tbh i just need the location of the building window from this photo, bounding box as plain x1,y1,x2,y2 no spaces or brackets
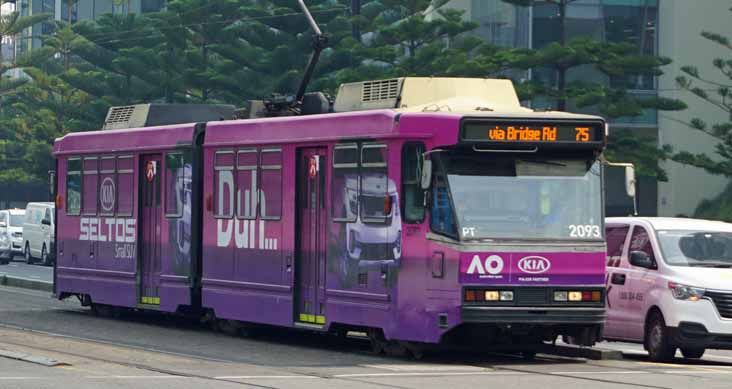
66,158,82,215
260,148,282,220
604,0,658,90
141,0,166,13
236,148,258,219
82,157,98,215
214,150,235,218
401,142,425,223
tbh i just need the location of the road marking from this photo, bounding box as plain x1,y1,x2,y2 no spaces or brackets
84,375,184,379
215,375,319,379
332,372,524,378
0,377,46,380
362,364,487,372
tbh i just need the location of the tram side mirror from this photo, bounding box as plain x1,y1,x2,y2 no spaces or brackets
420,158,432,190
48,170,56,198
625,166,636,198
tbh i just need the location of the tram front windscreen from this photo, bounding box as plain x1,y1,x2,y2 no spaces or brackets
434,150,603,242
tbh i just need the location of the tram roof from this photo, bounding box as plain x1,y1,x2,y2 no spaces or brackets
54,108,604,155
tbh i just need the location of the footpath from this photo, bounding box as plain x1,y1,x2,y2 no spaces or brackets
0,261,53,292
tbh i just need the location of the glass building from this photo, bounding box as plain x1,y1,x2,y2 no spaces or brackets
9,0,166,57
449,0,662,216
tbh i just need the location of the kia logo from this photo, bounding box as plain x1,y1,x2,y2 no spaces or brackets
100,177,116,212
518,256,551,274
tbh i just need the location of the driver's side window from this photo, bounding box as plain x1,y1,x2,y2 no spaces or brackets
429,159,456,238
629,226,656,264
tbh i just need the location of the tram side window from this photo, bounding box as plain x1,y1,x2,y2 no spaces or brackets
66,158,82,215
236,148,258,219
99,156,116,216
332,144,359,222
82,157,99,215
260,148,282,220
401,143,425,223
214,150,235,218
165,152,191,218
430,159,457,238
361,143,389,223
117,156,134,216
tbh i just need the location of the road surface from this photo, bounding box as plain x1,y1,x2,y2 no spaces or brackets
0,285,731,388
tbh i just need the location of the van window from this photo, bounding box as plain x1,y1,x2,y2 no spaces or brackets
629,226,656,264
82,157,99,215
0,213,5,224
66,158,82,215
606,226,629,267
43,209,51,224
260,148,282,220
401,142,425,223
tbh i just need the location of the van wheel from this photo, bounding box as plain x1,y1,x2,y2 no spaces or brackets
24,243,34,265
645,312,676,362
681,348,705,359
41,245,49,266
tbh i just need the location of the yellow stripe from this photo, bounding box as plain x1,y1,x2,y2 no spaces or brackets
141,297,160,305
299,313,308,322
315,315,326,324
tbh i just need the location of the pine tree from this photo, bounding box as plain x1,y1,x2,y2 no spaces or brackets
500,0,686,180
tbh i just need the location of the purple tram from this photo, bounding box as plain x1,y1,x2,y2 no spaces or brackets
53,78,608,352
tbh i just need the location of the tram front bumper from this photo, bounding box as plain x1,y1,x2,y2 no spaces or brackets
461,307,606,325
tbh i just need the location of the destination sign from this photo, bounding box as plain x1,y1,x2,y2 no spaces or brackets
461,120,604,145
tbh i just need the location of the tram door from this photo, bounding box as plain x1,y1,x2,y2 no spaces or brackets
296,147,327,325
140,155,162,306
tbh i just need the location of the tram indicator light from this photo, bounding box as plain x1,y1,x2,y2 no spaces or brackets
461,120,605,146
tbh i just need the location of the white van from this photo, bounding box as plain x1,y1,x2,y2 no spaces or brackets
0,209,26,264
23,202,55,266
603,217,732,361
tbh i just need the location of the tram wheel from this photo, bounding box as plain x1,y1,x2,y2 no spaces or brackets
368,329,387,354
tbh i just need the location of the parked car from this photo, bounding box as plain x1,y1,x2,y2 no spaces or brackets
603,217,732,362
0,209,26,264
23,202,55,266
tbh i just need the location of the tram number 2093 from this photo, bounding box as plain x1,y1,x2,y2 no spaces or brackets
568,225,601,238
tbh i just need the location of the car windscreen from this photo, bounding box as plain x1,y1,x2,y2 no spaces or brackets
657,230,732,267
9,214,25,227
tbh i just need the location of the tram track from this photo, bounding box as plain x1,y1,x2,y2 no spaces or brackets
0,286,722,389
0,320,682,389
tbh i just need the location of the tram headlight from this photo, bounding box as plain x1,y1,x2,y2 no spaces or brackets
499,291,514,301
485,291,500,301
554,291,568,302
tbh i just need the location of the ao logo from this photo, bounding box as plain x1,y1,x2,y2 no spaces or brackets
518,256,551,274
100,177,116,212
466,255,504,275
